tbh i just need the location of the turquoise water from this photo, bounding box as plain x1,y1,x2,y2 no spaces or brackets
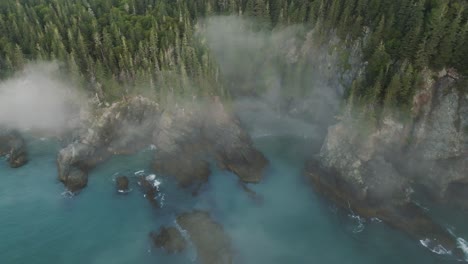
1,136,467,263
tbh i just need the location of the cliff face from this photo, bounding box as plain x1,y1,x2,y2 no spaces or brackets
307,70,467,257
407,73,468,208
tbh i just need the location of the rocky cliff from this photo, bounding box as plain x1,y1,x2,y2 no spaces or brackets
57,96,267,193
306,70,467,258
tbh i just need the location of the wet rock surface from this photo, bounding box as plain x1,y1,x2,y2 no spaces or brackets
0,129,28,168
137,176,160,207
305,160,464,259
150,227,187,253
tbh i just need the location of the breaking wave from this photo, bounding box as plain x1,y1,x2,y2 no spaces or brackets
457,238,468,261
419,238,451,255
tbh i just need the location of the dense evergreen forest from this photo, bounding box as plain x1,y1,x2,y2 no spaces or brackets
0,0,467,115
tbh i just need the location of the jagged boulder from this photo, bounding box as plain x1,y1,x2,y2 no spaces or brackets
0,129,28,168
116,176,129,193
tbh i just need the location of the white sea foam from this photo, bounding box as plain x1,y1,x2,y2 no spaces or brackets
157,193,166,207
419,238,452,255
348,213,366,233
457,238,468,261
414,201,429,211
61,190,74,198
174,220,197,261
134,170,145,176
148,144,156,150
153,179,161,188
370,217,382,223
145,174,156,181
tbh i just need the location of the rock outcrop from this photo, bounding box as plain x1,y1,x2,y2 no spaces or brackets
152,98,267,189
57,96,267,193
155,211,233,264
137,175,160,207
0,129,28,168
57,96,159,192
307,71,467,258
116,176,129,193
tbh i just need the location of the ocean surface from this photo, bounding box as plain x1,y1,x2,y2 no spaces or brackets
1,135,467,264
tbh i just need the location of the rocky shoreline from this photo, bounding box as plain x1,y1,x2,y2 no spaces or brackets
306,71,468,259
0,93,265,264
56,96,267,194
1,71,466,262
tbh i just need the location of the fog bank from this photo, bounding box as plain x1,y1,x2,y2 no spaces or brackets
0,63,87,135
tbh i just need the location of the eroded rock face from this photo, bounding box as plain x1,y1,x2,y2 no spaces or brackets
150,227,187,253
306,72,468,257
316,73,468,207
407,76,468,204
177,211,233,264
57,96,159,192
308,72,467,257
0,129,28,168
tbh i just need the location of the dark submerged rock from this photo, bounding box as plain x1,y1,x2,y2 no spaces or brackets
153,147,211,189
150,227,187,253
116,176,129,193
177,211,233,264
